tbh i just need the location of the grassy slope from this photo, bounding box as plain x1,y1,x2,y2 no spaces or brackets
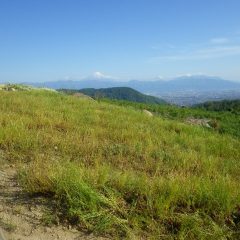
101,99,240,139
0,90,240,239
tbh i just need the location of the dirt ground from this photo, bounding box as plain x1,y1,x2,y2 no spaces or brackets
0,158,107,240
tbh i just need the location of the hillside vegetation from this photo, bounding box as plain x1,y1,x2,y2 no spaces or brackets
101,99,240,139
0,90,240,239
195,99,240,114
59,87,166,104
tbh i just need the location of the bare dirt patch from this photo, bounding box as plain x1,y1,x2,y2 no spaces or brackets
0,162,107,240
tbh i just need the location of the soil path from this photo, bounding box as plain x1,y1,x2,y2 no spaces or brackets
0,163,106,240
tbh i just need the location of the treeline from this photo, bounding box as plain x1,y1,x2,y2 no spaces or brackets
195,99,240,114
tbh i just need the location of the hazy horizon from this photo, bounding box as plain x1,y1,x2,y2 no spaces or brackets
2,73,240,84
1,0,240,82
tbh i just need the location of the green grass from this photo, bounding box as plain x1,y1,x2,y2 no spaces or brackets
0,90,240,239
101,98,240,139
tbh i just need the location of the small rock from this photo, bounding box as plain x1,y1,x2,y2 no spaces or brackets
185,117,212,128
143,109,153,117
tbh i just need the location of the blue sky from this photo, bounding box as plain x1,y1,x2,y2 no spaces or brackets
0,0,240,82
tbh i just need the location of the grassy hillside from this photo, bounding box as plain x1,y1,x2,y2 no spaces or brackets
59,87,166,104
101,99,240,139
0,90,240,239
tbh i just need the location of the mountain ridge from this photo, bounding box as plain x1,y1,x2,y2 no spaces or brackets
20,75,240,94
60,87,166,104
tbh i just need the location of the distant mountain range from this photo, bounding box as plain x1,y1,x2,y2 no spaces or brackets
137,76,240,94
22,75,240,93
60,87,166,104
19,75,240,105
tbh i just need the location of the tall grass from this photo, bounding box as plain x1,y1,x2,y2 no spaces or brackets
0,90,240,239
101,98,240,139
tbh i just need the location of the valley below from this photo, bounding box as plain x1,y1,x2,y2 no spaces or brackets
157,90,240,106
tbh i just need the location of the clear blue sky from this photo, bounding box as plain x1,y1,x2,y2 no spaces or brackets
1,0,240,82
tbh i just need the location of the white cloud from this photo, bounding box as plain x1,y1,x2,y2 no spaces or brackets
157,75,164,79
93,71,112,79
150,33,240,63
151,45,240,62
175,72,205,78
177,73,194,77
210,38,229,44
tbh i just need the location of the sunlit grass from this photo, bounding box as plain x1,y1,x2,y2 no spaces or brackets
0,90,240,239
